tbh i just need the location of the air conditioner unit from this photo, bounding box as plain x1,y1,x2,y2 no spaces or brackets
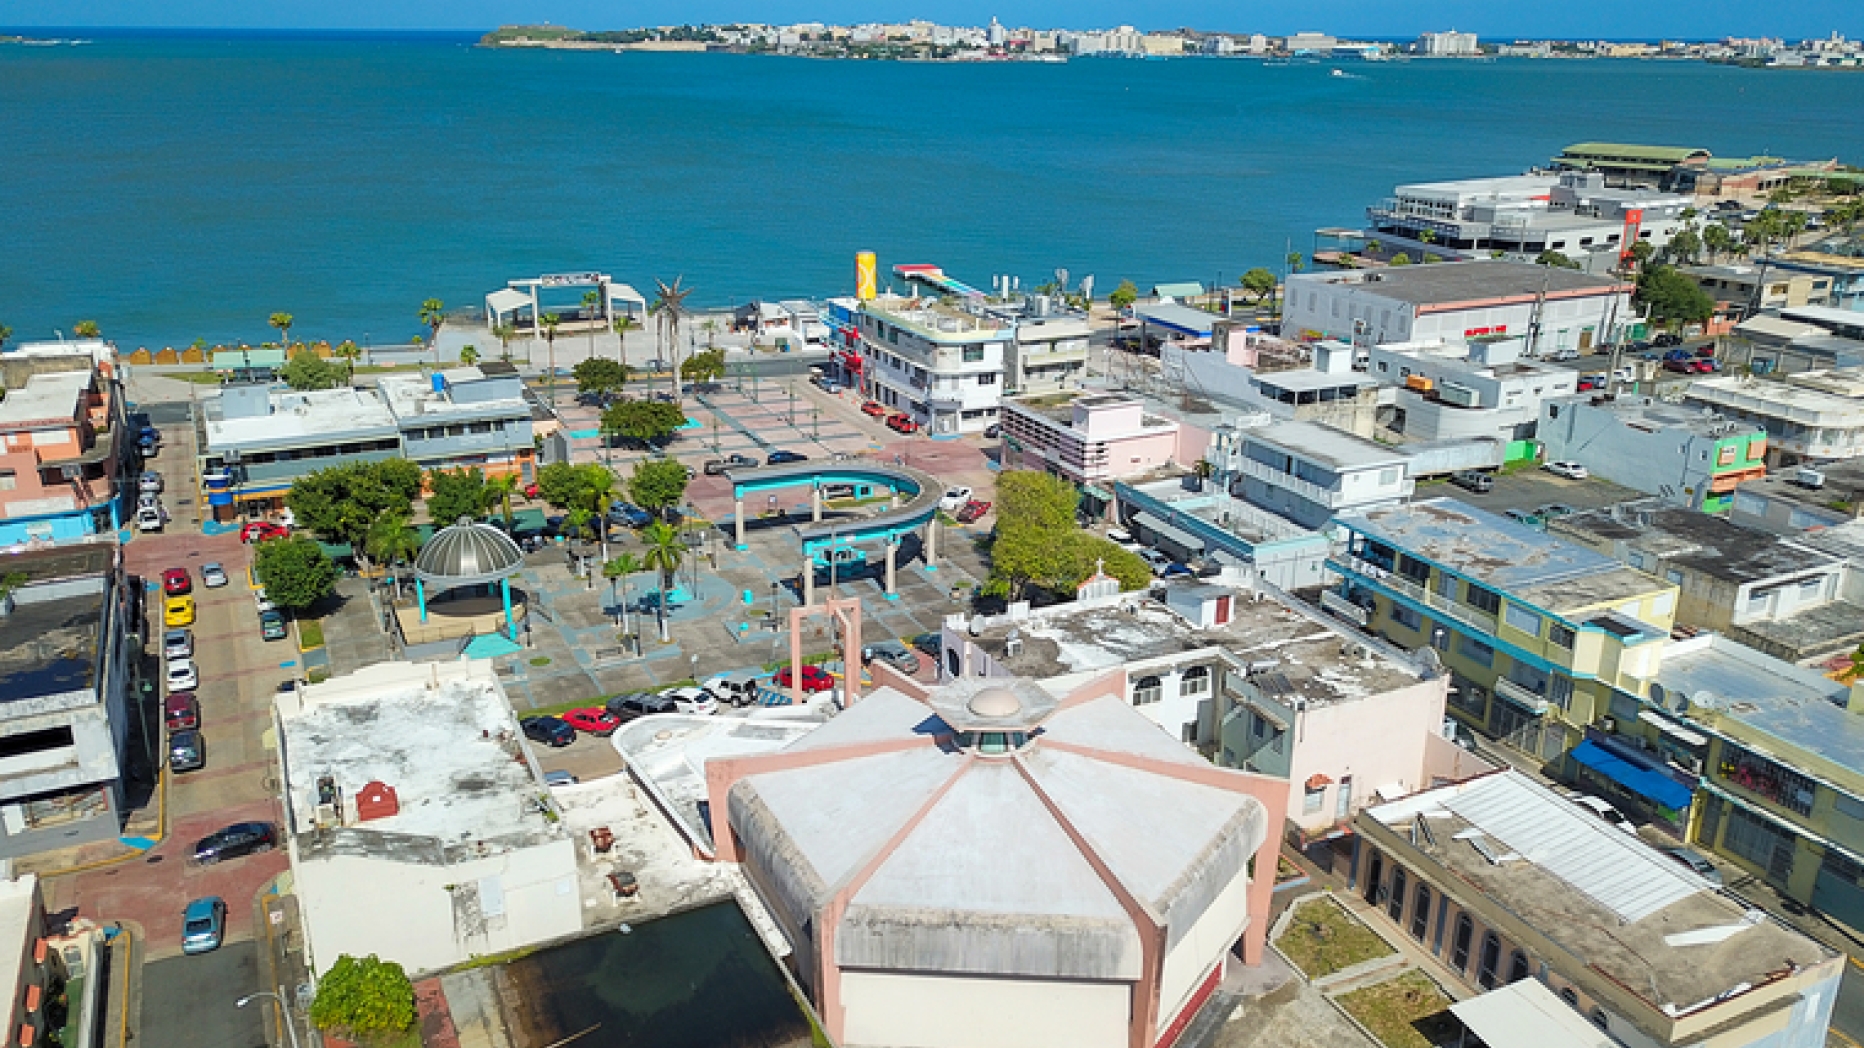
1600,717,1617,733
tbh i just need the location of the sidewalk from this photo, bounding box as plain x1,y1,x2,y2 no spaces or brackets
14,773,167,880
254,875,316,1048
92,921,143,1048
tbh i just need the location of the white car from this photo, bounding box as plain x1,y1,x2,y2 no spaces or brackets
1543,460,1589,480
660,685,718,716
136,506,164,532
166,659,199,693
163,628,193,660
1545,348,1580,362
939,487,973,512
254,588,277,614
1570,794,1637,835
201,563,229,589
137,492,161,512
138,472,163,493
1106,528,1142,551
1137,548,1172,575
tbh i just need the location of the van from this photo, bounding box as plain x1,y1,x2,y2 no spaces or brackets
702,670,765,708
1792,467,1826,490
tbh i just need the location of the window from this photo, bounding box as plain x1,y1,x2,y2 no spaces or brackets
1503,604,1542,636
1252,713,1267,739
1465,583,1502,615
977,373,998,385
1477,931,1502,989
1549,623,1576,649
1388,867,1407,922
1377,361,1389,373
1450,914,1473,972
1548,404,1560,419
1508,950,1530,984
962,345,984,362
1335,776,1354,819
1133,676,1162,706
1180,666,1210,697
0,470,14,491
1457,635,1495,667
1391,604,1423,631
1589,1008,1610,1031
1378,468,1399,485
1304,786,1325,814
1410,885,1431,940
1396,555,1432,584
1665,569,1684,585
1560,986,1579,1007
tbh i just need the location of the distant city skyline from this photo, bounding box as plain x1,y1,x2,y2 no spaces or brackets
2,0,1859,40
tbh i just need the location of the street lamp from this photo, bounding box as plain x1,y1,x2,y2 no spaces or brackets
237,988,303,1048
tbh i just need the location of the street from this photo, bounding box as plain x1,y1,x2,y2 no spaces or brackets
142,942,267,1048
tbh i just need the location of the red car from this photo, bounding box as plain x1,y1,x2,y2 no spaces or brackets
860,401,887,419
161,568,191,596
956,499,992,524
775,664,835,693
524,482,540,499
886,412,919,434
241,521,290,544
560,707,621,737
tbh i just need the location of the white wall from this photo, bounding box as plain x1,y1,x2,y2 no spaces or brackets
839,970,1129,1048
294,837,581,976
1158,870,1249,1030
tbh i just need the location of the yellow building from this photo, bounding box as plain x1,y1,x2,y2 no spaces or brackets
1331,498,1677,761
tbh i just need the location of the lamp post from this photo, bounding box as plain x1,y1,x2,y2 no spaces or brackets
237,988,302,1048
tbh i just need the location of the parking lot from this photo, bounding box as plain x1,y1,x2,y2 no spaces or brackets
1421,466,1645,520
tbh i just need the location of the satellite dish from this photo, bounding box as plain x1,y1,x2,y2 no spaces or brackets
1689,690,1718,712
1649,682,1666,707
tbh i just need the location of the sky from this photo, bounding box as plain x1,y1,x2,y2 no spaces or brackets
0,0,1859,38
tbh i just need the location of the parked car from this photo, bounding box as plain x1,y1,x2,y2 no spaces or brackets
201,562,229,589
1449,470,1493,494
956,499,992,524
660,685,718,715
700,672,764,708
182,897,227,956
1106,528,1142,551
983,422,1002,438
885,412,919,434
766,450,809,465
164,595,196,627
1543,460,1589,480
162,568,191,596
192,822,277,864
811,375,841,394
703,454,758,475
860,401,888,418
862,640,921,676
136,506,164,532
607,502,653,528
775,664,835,693
939,486,974,512
253,588,277,614
164,692,200,732
909,632,942,657
138,472,163,493
241,521,290,544
163,628,193,660
170,730,206,772
1662,358,1696,374
1503,509,1541,526
1138,548,1172,575
1652,332,1683,348
606,693,679,722
1569,794,1637,835
137,492,162,510
561,707,622,736
1535,503,1577,520
543,770,579,787
166,658,199,693
1576,378,1598,392
258,609,288,641
1545,348,1580,362
1664,847,1724,886
520,716,575,747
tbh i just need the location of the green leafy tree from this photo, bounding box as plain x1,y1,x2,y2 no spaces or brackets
1703,223,1733,262
535,462,614,518
364,511,420,597
1665,228,1703,265
628,459,690,516
427,467,494,524
1286,251,1304,273
0,324,10,352
680,348,726,383
279,351,343,391
269,312,294,347
1628,240,1656,268
459,345,479,365
287,460,422,565
640,520,688,642
419,298,446,363
334,339,362,379
1241,267,1276,303
491,323,516,361
602,399,686,446
1055,532,1151,592
997,471,1078,531
254,536,339,610
988,523,1067,601
1535,250,1582,270
573,357,630,396
485,473,520,531
309,954,416,1038
1107,279,1139,311
1635,265,1716,328
1423,253,1444,264
73,320,100,339
1389,253,1413,266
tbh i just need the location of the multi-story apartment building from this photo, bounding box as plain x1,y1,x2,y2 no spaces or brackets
1364,171,1693,271
997,392,1181,485
854,294,1010,435
197,384,402,518
982,296,1091,393
1683,263,1833,317
1682,371,1864,466
1774,234,1864,312
378,366,536,483
1353,770,1841,1048
1366,337,1579,445
1537,394,1768,512
1416,30,1479,55
0,352,127,545
1331,498,1678,761
0,545,137,859
0,875,55,1048
1207,420,1412,531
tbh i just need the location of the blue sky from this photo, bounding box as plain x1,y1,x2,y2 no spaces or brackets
2,0,1858,38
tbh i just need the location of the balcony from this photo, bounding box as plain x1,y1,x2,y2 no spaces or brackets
1334,552,1499,638
1492,677,1551,716
1238,459,1415,509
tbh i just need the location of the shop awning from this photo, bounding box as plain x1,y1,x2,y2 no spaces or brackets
1637,709,1707,747
1132,511,1206,553
1305,773,1333,791
1570,740,1693,811
1451,978,1617,1048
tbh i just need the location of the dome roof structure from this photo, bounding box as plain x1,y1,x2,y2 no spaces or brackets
966,686,1022,719
414,517,525,587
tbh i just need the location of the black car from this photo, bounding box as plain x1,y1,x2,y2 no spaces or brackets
521,715,575,747
983,423,1002,439
170,729,206,773
192,821,277,864
766,450,809,465
606,694,679,722
909,632,942,657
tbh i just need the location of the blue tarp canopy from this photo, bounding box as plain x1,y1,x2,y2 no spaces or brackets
1570,740,1692,812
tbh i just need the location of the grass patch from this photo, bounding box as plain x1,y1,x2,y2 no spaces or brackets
762,652,837,671
156,371,230,385
1335,970,1457,1048
1274,896,1394,979
297,620,325,650
529,656,552,667
307,668,330,684
1498,458,1540,475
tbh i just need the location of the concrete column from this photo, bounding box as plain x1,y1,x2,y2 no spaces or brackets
811,485,822,523
924,518,939,570
734,495,746,549
803,556,815,606
416,578,428,623
884,539,898,600
500,578,513,634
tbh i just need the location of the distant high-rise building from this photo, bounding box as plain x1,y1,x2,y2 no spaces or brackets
1418,30,1479,55
986,16,1006,46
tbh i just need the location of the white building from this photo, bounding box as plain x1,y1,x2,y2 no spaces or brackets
1283,261,1634,354
1282,31,1335,53
856,293,1011,434
1365,337,1580,443
1215,420,1414,530
984,296,1091,393
277,660,582,976
1682,371,1864,465
1365,171,1694,272
1418,30,1479,55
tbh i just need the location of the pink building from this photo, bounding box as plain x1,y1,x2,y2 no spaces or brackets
0,363,120,539
998,391,1187,484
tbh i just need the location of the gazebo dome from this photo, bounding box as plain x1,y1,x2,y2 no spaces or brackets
967,686,1022,719
415,517,525,587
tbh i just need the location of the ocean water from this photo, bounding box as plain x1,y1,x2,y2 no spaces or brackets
2,31,1860,348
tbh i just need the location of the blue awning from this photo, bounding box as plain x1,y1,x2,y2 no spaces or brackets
1570,740,1693,812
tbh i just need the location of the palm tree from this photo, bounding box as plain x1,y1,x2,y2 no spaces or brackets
640,520,687,643
419,298,446,364
541,313,562,404
334,339,362,380
612,314,637,373
582,289,602,363
485,473,519,531
269,312,294,350
604,552,643,634
0,324,10,352
460,345,480,366
366,512,421,599
1704,223,1733,263
585,468,615,561
73,320,101,339
492,323,516,362
651,277,695,410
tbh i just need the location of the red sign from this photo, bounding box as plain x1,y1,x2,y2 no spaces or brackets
1620,208,1644,262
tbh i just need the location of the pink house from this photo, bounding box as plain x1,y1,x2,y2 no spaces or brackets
0,366,118,530
998,391,1185,484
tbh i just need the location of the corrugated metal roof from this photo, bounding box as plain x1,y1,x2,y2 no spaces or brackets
1443,772,1700,924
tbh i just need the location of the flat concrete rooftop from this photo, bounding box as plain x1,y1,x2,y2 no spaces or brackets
1657,635,1862,772
0,579,104,705
203,386,399,451
0,371,88,427
1292,261,1624,306
1245,420,1405,471
1553,499,1838,586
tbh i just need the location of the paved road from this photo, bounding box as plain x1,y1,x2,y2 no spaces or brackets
143,942,267,1048
1833,960,1864,1048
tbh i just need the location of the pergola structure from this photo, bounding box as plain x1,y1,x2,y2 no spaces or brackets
485,272,648,339
413,517,527,637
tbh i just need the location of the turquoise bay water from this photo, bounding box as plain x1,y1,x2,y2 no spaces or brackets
3,32,1860,348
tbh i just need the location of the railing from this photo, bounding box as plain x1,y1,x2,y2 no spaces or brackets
1335,553,1500,637
1492,677,1551,715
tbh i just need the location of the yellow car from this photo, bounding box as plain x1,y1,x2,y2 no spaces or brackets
163,595,196,627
